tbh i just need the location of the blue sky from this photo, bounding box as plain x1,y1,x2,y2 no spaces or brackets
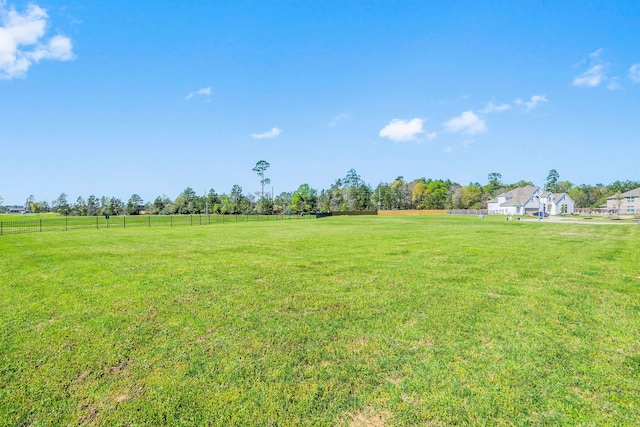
1,0,639,205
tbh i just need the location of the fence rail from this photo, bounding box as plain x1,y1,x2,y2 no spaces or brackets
446,209,489,215
0,213,314,236
378,209,447,215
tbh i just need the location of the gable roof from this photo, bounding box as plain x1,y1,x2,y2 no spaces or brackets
606,186,640,200
552,193,569,205
491,186,539,207
501,195,533,207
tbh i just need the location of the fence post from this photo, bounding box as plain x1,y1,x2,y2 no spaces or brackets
96,216,99,229
148,215,151,227
40,219,42,232
0,221,2,236
191,215,193,226
66,217,68,231
124,216,126,228
171,215,173,227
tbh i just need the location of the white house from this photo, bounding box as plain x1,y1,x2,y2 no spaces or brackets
488,186,574,216
547,192,575,215
606,187,640,215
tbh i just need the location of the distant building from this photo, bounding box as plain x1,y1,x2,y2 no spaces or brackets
487,186,574,216
606,187,640,215
7,206,26,214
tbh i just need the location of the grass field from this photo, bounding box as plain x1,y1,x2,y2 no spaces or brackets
1,215,639,426
0,213,312,236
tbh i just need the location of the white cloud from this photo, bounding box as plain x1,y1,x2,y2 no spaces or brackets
573,64,605,88
425,132,437,141
515,95,548,112
443,146,454,153
443,111,487,135
589,48,603,59
630,64,640,83
251,127,281,139
329,113,349,127
607,77,621,90
185,86,212,100
479,101,511,114
379,118,424,142
0,2,74,79
572,49,618,88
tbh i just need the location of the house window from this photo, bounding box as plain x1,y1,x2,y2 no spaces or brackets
627,206,635,214
628,196,636,202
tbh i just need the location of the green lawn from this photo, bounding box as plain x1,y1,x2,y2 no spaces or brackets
1,215,639,426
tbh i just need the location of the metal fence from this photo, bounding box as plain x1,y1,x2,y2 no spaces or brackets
446,209,489,215
0,213,314,236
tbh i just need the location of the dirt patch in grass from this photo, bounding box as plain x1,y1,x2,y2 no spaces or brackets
345,406,390,427
76,370,91,383
110,358,129,374
385,376,405,386
115,393,129,403
78,404,99,425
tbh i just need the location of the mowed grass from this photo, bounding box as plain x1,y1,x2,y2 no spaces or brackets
1,215,639,426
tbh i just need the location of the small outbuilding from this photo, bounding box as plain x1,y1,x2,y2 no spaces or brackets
7,206,26,214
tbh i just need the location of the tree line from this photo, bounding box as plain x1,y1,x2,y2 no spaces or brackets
2,164,639,216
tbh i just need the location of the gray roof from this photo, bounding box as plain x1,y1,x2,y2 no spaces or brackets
495,186,539,207
501,197,531,207
606,186,640,200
